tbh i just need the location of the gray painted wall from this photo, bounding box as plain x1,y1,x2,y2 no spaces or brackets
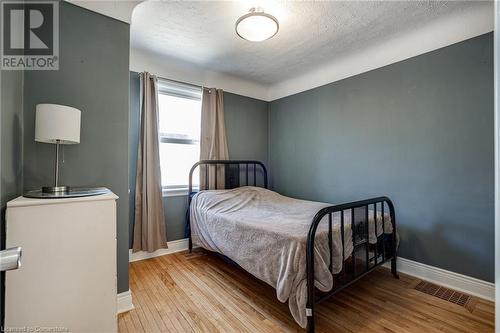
129,72,140,245
0,68,24,324
495,5,500,325
1,71,24,207
269,33,494,282
22,2,131,293
128,75,269,245
224,92,269,166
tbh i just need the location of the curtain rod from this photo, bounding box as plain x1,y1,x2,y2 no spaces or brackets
156,75,202,90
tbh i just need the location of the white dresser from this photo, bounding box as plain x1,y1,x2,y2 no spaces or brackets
5,192,118,332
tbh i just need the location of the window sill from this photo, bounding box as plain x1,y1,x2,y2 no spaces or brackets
162,188,189,197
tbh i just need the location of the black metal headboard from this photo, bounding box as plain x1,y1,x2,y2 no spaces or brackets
188,160,268,198
186,160,268,247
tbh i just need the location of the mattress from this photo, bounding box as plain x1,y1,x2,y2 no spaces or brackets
190,186,393,328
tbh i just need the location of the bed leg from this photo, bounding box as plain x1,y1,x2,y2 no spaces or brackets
188,235,193,253
391,257,399,279
306,313,315,333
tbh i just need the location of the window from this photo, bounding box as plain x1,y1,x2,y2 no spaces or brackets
157,79,201,193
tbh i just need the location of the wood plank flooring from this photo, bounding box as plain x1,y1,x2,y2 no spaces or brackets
118,249,494,332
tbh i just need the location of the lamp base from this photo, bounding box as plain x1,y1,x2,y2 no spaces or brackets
24,187,110,199
42,186,69,193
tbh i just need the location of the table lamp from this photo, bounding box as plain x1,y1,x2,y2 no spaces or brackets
35,104,81,193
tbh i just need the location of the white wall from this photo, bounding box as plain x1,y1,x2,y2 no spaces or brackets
130,48,270,101
68,0,141,23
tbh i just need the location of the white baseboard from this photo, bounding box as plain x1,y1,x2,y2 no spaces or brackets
385,257,494,301
117,290,134,314
129,238,189,262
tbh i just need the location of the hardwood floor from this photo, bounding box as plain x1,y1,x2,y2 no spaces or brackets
119,249,494,332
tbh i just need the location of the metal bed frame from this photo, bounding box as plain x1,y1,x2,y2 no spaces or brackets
187,160,398,333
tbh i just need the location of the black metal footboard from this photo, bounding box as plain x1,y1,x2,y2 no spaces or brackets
305,197,398,333
187,160,397,333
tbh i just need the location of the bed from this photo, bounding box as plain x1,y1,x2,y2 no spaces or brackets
187,160,398,332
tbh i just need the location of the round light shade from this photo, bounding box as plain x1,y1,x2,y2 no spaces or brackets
236,9,279,42
35,104,81,144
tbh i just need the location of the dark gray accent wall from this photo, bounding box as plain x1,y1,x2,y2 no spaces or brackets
269,33,494,282
163,196,189,241
0,68,24,326
129,72,140,246
224,92,269,166
128,77,269,245
1,71,24,207
22,2,131,292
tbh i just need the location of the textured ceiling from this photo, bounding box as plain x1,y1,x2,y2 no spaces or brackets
131,1,490,86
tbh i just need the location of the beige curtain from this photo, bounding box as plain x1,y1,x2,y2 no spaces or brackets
200,88,229,189
133,72,168,253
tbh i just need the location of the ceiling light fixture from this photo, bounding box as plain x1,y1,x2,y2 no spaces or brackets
235,7,279,42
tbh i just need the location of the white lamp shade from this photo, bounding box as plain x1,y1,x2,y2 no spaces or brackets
35,104,81,144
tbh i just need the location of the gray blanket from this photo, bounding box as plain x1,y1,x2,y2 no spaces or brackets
190,186,392,328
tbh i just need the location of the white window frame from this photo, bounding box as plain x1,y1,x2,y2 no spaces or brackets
157,78,202,196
